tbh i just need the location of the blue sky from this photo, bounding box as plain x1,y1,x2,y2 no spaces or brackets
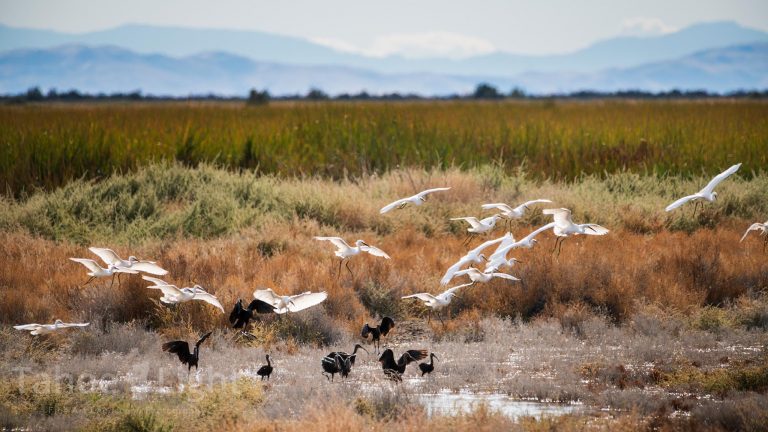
1,0,766,57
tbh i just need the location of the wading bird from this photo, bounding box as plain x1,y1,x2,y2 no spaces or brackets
379,187,451,214
419,353,439,376
453,267,520,285
162,332,212,373
314,237,390,278
14,320,89,335
326,344,369,368
379,348,428,380
321,353,355,382
543,208,609,256
741,220,768,251
142,276,224,313
440,235,510,285
482,199,553,229
252,288,327,314
487,223,555,268
451,215,502,244
257,355,273,380
362,317,395,353
665,163,742,216
69,258,138,287
484,254,523,274
89,247,169,275
402,283,471,323
229,298,275,328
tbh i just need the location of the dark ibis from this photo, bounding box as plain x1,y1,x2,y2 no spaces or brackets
378,348,427,380
162,332,212,373
361,316,395,353
326,343,369,367
418,353,438,376
229,298,274,329
257,354,273,380
321,353,355,382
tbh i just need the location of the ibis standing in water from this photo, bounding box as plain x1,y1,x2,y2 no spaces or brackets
361,317,395,353
314,237,390,278
257,355,273,380
378,348,428,380
419,353,439,376
322,353,355,382
162,332,212,374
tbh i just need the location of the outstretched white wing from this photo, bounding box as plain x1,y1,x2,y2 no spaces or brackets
741,223,766,242
519,222,556,243
481,203,513,213
314,236,351,251
128,262,168,276
700,163,741,195
88,247,122,266
360,244,391,259
379,198,410,214
580,224,610,235
450,217,482,229
147,284,184,298
488,272,520,281
253,288,282,306
285,291,327,313
442,283,472,297
192,291,225,313
543,208,573,228
142,275,171,286
14,324,43,331
58,322,90,328
513,199,553,213
665,194,698,212
69,258,103,273
416,187,451,198
401,292,437,303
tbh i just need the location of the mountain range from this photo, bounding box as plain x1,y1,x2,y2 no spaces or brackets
0,21,766,95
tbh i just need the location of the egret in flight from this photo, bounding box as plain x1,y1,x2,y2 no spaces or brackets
252,288,327,314
14,320,89,335
402,283,471,323
440,234,510,285
451,215,502,244
314,237,390,278
380,187,451,214
543,208,609,256
142,276,224,312
741,220,768,251
89,247,168,276
482,199,553,229
665,163,741,216
69,258,138,287
452,267,520,285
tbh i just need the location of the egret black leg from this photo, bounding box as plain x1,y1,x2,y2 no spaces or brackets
110,274,116,288
81,276,95,287
555,237,565,257
337,259,343,279
345,261,354,277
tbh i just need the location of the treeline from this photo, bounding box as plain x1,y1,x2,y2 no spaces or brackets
3,83,768,104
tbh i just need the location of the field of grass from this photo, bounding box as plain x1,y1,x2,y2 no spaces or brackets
1,100,766,195
1,101,767,430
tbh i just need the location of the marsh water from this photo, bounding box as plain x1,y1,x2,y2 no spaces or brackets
418,390,583,419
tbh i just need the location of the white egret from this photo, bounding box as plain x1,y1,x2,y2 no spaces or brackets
14,320,89,335
142,276,225,313
543,208,609,256
401,283,471,323
482,199,553,229
484,254,523,273
741,220,768,251
253,288,327,314
379,187,451,214
89,247,168,275
440,235,510,285
451,214,502,245
665,163,742,215
485,223,555,271
314,237,390,277
69,258,138,287
453,267,520,284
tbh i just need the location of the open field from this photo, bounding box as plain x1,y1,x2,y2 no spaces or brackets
1,100,767,195
1,101,767,430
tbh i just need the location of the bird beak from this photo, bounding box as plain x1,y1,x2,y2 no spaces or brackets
433,354,439,360
516,259,524,264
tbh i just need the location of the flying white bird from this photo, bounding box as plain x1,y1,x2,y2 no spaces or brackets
142,276,225,312
484,254,523,273
401,283,471,323
451,215,502,234
69,258,138,287
453,267,520,284
379,187,451,214
88,247,169,275
440,235,510,285
482,199,553,229
543,208,609,256
314,237,390,277
253,288,328,314
741,220,768,251
14,320,89,335
485,223,555,271
665,163,742,215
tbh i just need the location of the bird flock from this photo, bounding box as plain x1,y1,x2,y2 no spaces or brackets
14,163,763,384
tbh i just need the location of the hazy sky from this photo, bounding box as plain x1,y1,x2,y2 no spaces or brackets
1,0,766,57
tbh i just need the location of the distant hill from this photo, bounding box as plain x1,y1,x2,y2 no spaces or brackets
0,21,766,76
0,42,765,96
